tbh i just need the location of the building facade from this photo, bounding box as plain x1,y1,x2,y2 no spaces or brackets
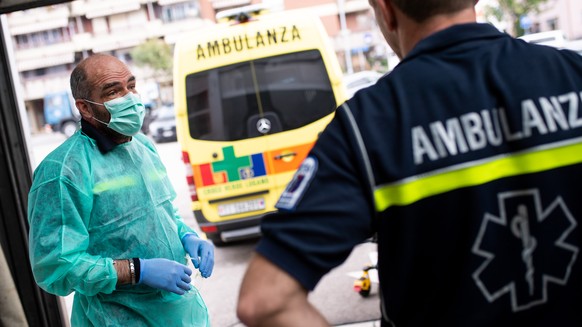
477,0,582,40
5,0,378,134
527,0,582,40
7,0,209,133
6,0,581,134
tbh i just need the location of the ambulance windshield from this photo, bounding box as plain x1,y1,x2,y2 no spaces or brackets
185,50,336,141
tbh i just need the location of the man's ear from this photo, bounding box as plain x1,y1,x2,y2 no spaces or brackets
377,0,398,31
75,99,92,120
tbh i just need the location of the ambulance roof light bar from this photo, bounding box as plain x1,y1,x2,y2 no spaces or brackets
215,3,271,24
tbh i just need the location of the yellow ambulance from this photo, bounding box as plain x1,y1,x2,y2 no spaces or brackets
173,5,346,245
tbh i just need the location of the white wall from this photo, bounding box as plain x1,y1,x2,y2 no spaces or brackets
530,0,582,40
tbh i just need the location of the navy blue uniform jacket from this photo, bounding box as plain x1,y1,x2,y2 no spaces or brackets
257,23,582,326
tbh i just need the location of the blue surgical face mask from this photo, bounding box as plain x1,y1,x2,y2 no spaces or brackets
85,92,145,136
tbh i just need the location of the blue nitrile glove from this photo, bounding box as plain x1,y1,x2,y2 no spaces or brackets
182,233,215,278
139,258,192,295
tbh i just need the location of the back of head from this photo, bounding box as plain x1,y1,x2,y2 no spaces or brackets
390,0,476,22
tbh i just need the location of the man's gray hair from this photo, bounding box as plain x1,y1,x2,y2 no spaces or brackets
70,53,114,100
70,63,90,100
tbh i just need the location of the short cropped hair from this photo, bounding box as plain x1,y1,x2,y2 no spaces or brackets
390,0,475,22
70,53,113,100
70,63,90,100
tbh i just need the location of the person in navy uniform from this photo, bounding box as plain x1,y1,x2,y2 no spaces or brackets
237,0,582,326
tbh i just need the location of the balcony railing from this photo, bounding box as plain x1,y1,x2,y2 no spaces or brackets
70,0,141,19
7,5,70,35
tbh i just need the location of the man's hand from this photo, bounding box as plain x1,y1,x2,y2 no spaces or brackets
139,258,192,295
182,233,215,278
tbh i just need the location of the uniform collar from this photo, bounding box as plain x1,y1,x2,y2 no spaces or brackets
81,119,117,154
402,23,507,63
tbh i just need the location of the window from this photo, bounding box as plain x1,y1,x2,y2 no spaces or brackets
14,28,67,49
531,22,540,34
15,34,29,49
185,50,336,141
161,2,198,23
547,17,558,31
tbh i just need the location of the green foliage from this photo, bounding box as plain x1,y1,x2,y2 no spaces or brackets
130,38,172,76
484,0,550,36
130,38,173,106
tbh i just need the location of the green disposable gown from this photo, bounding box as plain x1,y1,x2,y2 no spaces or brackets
27,131,209,326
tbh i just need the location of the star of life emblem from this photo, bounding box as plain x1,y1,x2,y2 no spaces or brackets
472,189,578,312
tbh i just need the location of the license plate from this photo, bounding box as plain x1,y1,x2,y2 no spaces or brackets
218,198,265,217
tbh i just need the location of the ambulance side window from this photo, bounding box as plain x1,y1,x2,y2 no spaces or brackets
186,73,211,139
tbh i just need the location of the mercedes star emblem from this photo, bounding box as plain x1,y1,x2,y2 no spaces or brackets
256,118,272,134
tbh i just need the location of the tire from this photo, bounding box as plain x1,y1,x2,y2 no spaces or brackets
359,286,371,298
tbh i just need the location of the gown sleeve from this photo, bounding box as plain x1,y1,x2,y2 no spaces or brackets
28,163,117,297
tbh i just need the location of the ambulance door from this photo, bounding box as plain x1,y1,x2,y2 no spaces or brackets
253,50,338,196
185,62,275,223
184,50,337,224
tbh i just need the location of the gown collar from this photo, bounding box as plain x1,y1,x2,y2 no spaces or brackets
80,119,117,154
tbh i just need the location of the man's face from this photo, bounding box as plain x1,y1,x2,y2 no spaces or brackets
85,57,137,124
87,58,137,103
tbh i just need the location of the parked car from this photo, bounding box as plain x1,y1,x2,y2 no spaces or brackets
148,104,177,143
43,91,80,138
141,103,155,134
343,70,384,98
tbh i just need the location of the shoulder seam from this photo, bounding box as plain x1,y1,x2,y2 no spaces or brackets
339,103,376,192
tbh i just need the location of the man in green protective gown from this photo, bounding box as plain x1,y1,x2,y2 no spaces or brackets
28,54,214,326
